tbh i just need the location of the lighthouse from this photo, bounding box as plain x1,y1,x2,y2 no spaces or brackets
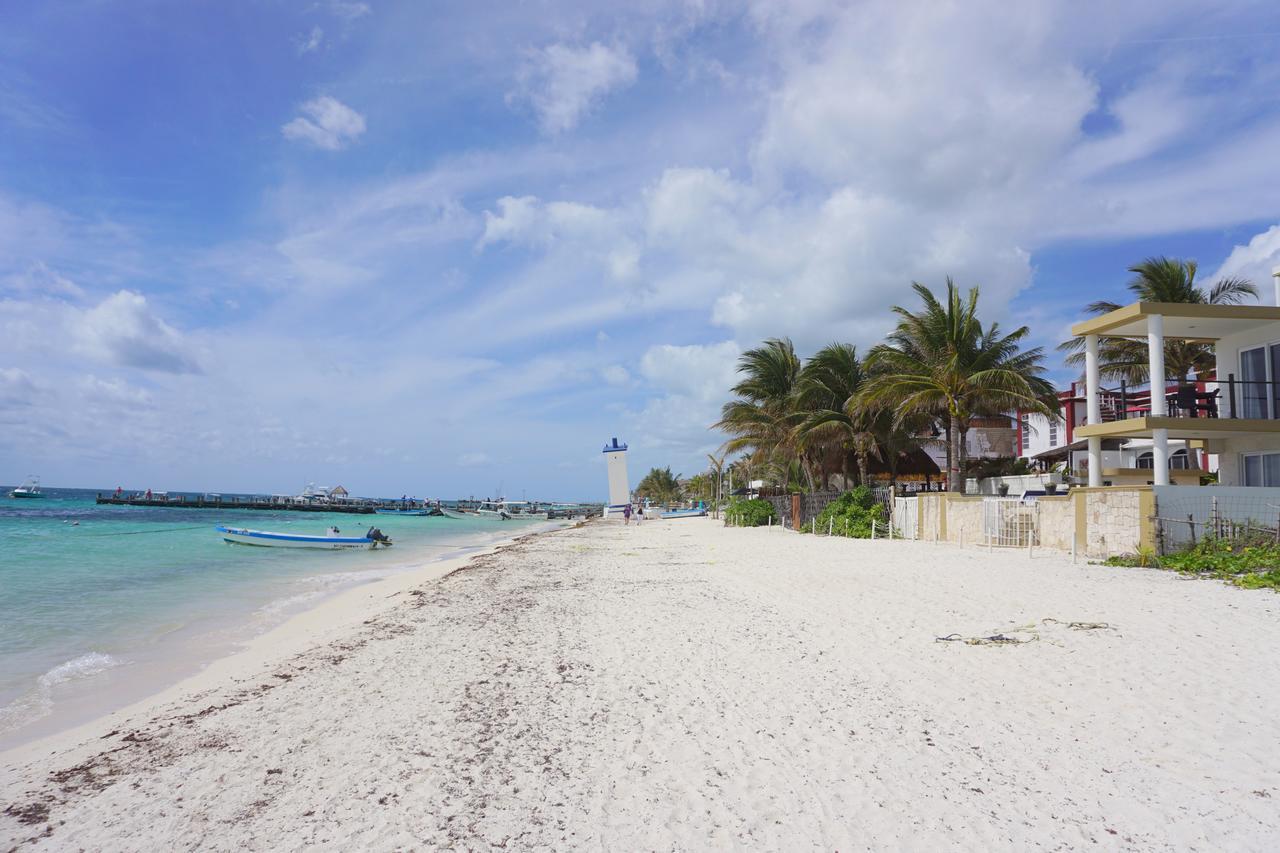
602,437,629,518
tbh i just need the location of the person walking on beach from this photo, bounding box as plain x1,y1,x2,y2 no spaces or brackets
623,503,632,525
634,503,642,525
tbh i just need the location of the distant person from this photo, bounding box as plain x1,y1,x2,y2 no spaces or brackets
622,504,632,525
145,488,152,500
114,486,122,498
634,504,643,524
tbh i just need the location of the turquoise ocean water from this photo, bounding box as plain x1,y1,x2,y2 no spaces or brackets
0,487,549,748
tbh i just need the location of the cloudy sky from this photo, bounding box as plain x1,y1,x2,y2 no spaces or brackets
3,0,1280,499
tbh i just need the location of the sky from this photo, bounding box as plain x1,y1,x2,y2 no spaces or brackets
3,0,1280,500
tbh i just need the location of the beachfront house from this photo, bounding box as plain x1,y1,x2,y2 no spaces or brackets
1071,297,1280,487
1017,384,1206,486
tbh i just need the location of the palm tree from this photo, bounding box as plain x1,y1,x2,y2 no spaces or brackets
794,342,871,489
706,453,726,514
714,338,805,484
635,466,683,504
865,279,1057,492
1060,257,1257,383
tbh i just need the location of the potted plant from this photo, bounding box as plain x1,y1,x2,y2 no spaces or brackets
997,483,1010,497
1045,482,1059,495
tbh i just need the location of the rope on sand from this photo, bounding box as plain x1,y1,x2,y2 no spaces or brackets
936,618,1115,646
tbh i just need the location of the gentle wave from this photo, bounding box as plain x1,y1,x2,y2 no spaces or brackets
0,652,124,734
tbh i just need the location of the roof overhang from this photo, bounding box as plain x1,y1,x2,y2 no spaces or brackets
1070,302,1280,340
1077,416,1280,440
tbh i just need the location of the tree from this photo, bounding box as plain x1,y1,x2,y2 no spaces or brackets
634,466,683,504
1060,257,1257,383
713,338,805,486
864,279,1057,493
793,342,872,489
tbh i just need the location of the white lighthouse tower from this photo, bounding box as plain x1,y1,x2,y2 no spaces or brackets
602,437,630,518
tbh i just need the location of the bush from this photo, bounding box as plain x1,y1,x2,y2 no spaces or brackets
805,486,886,538
726,498,777,527
1104,536,1280,592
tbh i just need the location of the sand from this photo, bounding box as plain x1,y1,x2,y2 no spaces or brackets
4,518,1280,850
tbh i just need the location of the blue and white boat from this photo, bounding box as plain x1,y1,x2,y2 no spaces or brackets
375,508,431,516
660,502,708,520
216,525,393,550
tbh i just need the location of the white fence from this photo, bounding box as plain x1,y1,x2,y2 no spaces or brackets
981,497,1039,547
893,496,918,540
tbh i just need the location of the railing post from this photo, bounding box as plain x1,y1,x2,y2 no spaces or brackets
1119,379,1127,418
1227,373,1236,418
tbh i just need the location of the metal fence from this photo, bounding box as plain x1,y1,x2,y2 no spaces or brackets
981,497,1039,547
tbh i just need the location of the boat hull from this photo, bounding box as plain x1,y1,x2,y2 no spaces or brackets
216,526,390,550
8,490,43,499
659,509,707,519
375,509,430,516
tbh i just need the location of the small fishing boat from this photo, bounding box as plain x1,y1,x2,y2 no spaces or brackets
660,504,707,519
475,501,512,520
9,475,44,499
440,508,472,519
217,525,393,550
375,508,431,516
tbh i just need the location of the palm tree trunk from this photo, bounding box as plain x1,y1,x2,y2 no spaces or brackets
949,423,963,493
841,451,850,491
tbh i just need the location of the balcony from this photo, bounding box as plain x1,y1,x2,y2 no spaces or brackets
1070,301,1280,485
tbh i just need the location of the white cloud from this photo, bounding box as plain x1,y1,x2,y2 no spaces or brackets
2,261,83,298
600,364,630,385
74,290,200,374
514,42,638,134
297,26,325,55
330,1,371,21
80,374,154,407
282,96,366,150
1210,225,1280,301
0,366,38,407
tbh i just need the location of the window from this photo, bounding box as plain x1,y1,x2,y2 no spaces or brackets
1243,452,1280,486
1020,416,1030,452
1048,419,1058,447
1137,449,1190,470
1239,344,1280,419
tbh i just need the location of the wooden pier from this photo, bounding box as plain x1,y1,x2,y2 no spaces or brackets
96,494,382,514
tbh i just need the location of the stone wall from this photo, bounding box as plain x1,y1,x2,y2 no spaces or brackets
1081,487,1153,558
908,487,1152,558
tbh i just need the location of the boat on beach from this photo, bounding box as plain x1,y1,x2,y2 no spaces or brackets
216,525,394,550
8,475,44,499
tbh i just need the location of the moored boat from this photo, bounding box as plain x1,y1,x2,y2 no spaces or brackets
375,508,431,516
9,475,44,499
216,525,393,549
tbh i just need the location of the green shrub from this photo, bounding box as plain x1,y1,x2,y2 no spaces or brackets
805,486,887,538
726,498,777,527
1104,536,1280,592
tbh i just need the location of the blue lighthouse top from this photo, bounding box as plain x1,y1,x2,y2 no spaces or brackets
602,437,628,453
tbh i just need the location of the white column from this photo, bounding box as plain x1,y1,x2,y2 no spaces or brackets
1147,313,1170,486
1152,428,1170,486
1085,334,1102,487
1084,334,1101,425
1147,313,1167,416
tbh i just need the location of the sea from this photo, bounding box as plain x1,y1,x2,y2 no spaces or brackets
0,487,553,750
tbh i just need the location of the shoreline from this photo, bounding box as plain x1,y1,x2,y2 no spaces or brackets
5,518,1279,849
0,520,567,772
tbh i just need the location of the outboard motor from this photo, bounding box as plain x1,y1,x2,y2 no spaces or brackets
365,526,393,547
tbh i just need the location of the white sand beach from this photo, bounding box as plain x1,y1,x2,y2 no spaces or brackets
4,519,1280,850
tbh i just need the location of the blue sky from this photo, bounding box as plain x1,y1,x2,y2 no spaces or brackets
3,0,1280,499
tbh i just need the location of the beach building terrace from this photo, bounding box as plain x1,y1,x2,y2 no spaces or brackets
1071,301,1280,487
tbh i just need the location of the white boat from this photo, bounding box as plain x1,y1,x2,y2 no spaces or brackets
9,475,43,499
440,508,472,519
217,525,393,550
474,501,512,520
498,500,547,519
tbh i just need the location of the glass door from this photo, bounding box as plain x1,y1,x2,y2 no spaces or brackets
1241,346,1268,418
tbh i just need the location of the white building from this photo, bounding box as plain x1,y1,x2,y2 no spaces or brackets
1070,294,1280,487
1017,383,1206,486
602,437,629,517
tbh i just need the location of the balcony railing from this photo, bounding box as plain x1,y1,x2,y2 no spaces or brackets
1097,377,1280,422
